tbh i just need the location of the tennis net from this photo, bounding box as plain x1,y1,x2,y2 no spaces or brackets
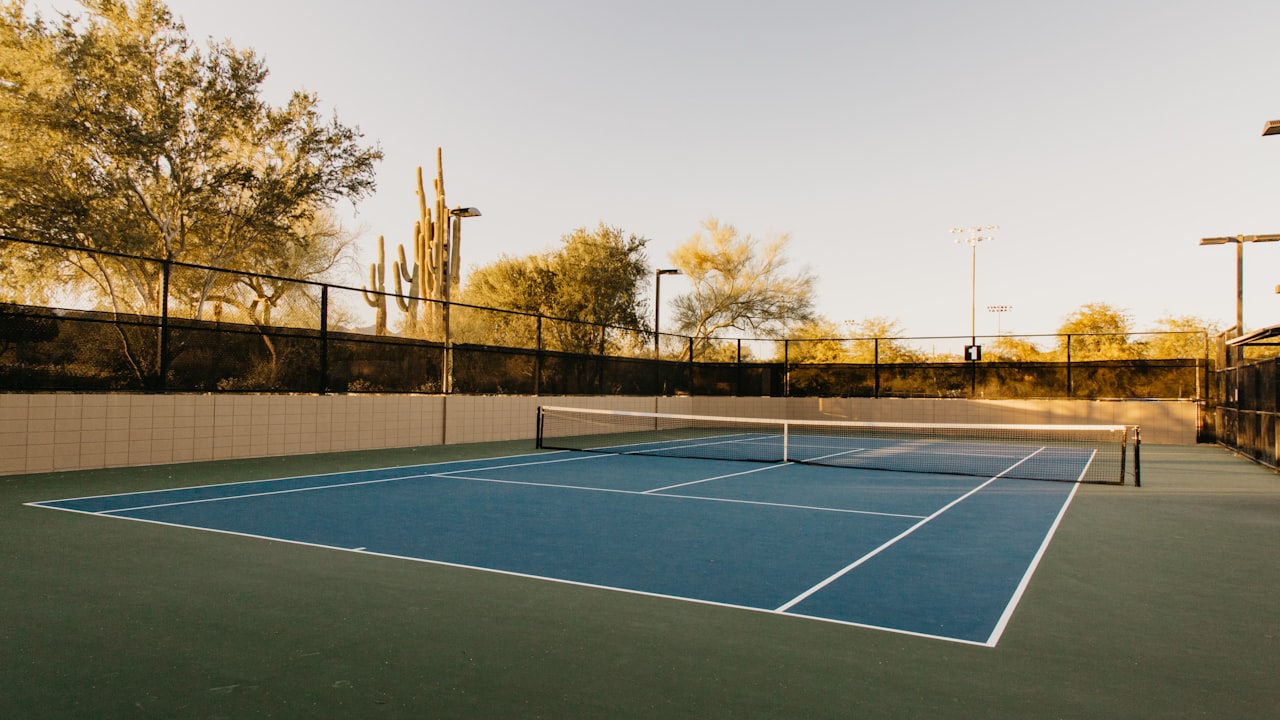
536,406,1139,485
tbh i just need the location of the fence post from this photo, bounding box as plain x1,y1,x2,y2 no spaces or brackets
442,298,452,394
596,323,605,394
687,337,693,394
158,258,171,392
1066,334,1073,397
874,337,880,398
535,315,543,396
784,339,791,397
319,285,329,394
736,338,742,396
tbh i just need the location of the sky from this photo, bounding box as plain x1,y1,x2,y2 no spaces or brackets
30,0,1280,341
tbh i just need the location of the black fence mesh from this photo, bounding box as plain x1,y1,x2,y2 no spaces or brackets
1207,360,1276,466
0,301,1207,399
0,237,1208,400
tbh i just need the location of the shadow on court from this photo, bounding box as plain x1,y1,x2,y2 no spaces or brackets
1,442,1276,719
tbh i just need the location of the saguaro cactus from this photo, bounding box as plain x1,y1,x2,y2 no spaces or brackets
370,147,461,340
360,235,389,336
392,166,434,336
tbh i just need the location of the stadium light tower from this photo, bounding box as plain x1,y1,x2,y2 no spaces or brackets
987,305,1013,336
1198,234,1280,337
952,226,999,359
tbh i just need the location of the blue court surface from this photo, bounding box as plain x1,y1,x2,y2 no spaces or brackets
30,449,1082,647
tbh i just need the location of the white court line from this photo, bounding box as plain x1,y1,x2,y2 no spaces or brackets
774,447,1048,614
26,505,988,646
643,462,789,493
591,432,769,453
39,449,918,520
982,448,1095,646
796,447,868,463
432,472,927,519
92,470,451,514
96,453,610,514
38,453,607,515
26,448,572,506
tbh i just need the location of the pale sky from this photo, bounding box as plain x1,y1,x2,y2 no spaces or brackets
31,1,1280,341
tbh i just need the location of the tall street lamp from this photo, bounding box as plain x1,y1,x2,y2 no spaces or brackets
1199,234,1280,340
952,225,999,360
442,206,481,392
654,268,681,359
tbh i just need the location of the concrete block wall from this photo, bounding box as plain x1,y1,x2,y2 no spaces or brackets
1,393,1193,476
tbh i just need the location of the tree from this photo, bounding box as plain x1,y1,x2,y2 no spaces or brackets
0,0,381,319
668,218,816,356
1143,315,1216,360
460,223,650,354
987,335,1049,362
783,318,848,363
1056,303,1138,360
842,316,921,363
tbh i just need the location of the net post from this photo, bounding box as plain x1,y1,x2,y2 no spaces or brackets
1133,425,1141,487
1119,427,1127,484
783,422,789,463
535,406,545,449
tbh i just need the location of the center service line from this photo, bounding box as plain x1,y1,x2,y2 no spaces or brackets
774,447,1047,613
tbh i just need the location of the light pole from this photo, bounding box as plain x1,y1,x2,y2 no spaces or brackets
952,225,998,360
987,305,1012,337
442,206,481,392
1199,234,1280,340
654,268,681,359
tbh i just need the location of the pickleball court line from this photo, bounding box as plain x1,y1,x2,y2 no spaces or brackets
774,447,1049,615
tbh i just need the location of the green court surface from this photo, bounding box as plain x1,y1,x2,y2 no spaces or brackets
2,442,1276,719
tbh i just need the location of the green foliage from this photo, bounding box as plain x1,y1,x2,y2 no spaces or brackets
986,335,1050,361
0,0,380,316
779,318,846,363
669,218,816,355
1056,302,1139,360
841,316,921,363
461,223,649,354
1141,315,1216,360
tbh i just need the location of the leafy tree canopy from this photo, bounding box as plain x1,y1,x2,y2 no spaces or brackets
1143,315,1218,360
669,218,816,354
1056,302,1140,360
0,0,382,316
460,223,650,353
842,316,920,363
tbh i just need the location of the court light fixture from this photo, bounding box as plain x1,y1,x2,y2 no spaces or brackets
441,206,482,393
1198,234,1280,347
1264,120,1280,137
654,268,682,361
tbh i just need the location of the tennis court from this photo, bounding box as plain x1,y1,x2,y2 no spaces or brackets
29,408,1129,647
4,433,1278,719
